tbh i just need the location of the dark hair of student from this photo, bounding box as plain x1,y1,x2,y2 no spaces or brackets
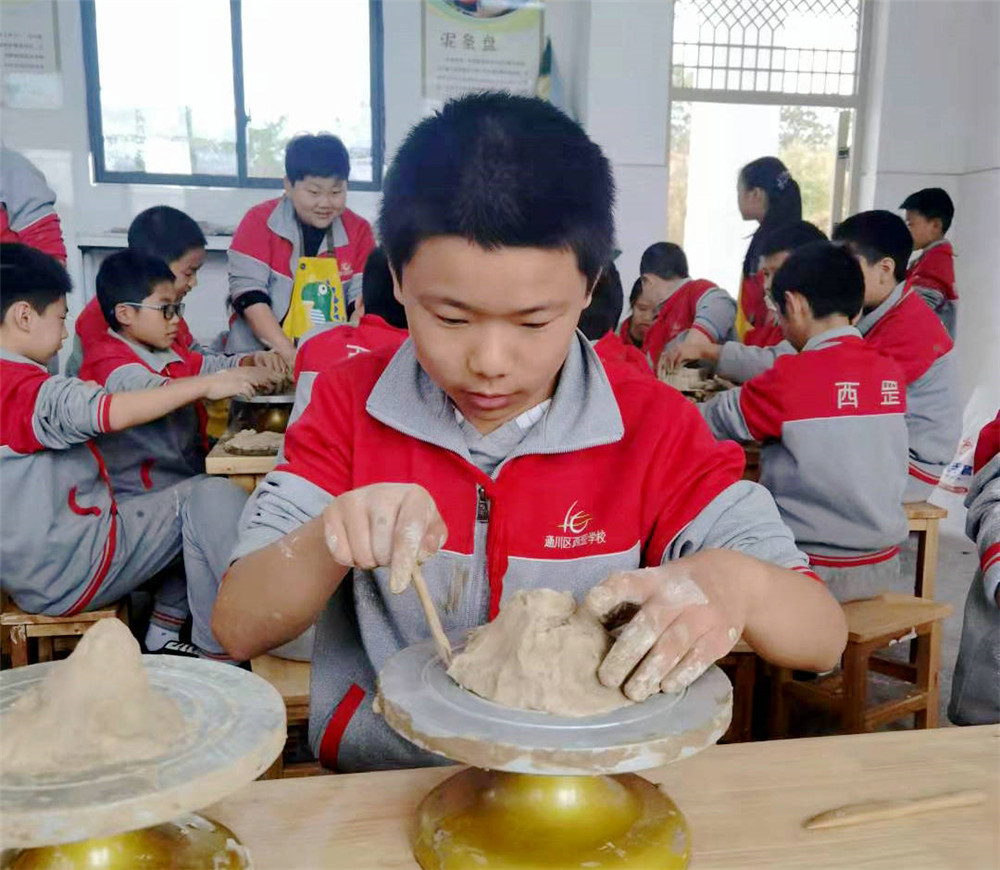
578,261,623,340
379,92,615,287
628,277,643,307
96,249,177,330
361,247,407,330
127,206,207,264
639,242,689,280
285,134,351,183
770,240,864,320
739,156,802,277
831,210,913,284
758,220,827,258
0,243,72,320
899,187,955,234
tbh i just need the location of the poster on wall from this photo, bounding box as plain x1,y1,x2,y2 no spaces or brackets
423,0,544,104
1,0,62,109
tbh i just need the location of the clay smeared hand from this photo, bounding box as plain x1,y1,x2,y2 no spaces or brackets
584,551,752,702
660,330,719,375
321,484,448,594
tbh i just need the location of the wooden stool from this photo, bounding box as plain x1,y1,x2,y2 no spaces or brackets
251,654,316,778
904,501,948,598
717,639,757,743
769,594,952,736
1,598,129,669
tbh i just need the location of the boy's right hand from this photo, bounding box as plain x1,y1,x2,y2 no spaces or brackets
321,484,448,594
660,330,718,374
204,366,279,400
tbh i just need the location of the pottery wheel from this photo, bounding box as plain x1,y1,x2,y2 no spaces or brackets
0,657,286,849
377,638,732,776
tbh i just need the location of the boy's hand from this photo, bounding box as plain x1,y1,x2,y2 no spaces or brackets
585,550,752,702
321,484,448,594
204,366,277,400
661,330,718,374
243,351,289,376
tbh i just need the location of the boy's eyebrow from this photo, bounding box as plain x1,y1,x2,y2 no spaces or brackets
426,295,559,316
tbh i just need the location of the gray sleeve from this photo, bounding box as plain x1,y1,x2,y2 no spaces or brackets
228,248,271,303
0,148,57,232
344,272,363,307
231,470,334,563
914,285,945,313
289,372,317,427
715,340,794,384
965,456,1000,605
197,351,244,375
105,363,168,392
699,387,752,442
692,288,737,342
32,376,109,448
662,481,810,571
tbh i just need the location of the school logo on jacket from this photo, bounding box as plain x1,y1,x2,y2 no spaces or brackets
545,501,607,550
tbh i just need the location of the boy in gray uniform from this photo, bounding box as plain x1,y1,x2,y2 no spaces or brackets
0,243,266,658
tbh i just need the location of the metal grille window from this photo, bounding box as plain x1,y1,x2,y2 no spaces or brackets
672,0,862,103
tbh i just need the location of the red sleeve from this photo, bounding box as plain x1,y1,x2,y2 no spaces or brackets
18,213,67,261
973,412,1000,473
737,362,787,441
75,297,108,349
909,245,956,299
0,363,47,453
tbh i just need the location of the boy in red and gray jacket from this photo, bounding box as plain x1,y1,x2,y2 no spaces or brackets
213,94,846,773
900,188,957,338
0,148,66,263
701,242,909,601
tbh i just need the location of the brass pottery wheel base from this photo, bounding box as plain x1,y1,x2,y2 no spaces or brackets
413,769,689,869
2,814,250,869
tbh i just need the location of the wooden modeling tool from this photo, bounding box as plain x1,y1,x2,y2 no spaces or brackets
804,789,986,830
410,564,453,667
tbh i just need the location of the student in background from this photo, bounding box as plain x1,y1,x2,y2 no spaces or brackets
638,242,734,371
0,243,252,659
833,210,961,501
735,157,802,347
701,242,909,602
949,412,1000,725
79,249,279,497
226,134,376,364
213,93,845,773
665,221,827,381
293,247,409,412
0,147,67,264
577,259,651,375
900,188,957,338
618,277,655,349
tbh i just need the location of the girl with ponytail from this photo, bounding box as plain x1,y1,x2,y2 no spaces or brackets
736,157,802,346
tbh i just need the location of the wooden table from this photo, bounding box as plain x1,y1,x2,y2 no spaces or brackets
206,725,999,869
205,442,277,493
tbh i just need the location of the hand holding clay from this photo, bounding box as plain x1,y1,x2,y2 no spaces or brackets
321,483,448,593
205,366,278,401
660,330,719,374
245,350,289,376
585,550,751,702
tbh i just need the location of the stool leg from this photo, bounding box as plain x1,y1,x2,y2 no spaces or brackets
841,642,871,734
9,625,28,668
915,622,941,729
768,666,793,738
36,636,53,662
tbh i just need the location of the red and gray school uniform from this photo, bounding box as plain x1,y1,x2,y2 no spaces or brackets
225,196,375,352
79,329,242,497
700,327,909,602
857,284,961,501
641,279,736,368
949,413,1000,725
905,239,957,338
0,147,66,261
232,335,818,772
713,338,796,384
737,271,785,348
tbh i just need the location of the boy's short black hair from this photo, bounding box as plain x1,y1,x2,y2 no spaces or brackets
628,277,643,306
639,242,689,280
127,206,207,264
771,240,864,320
758,221,827,258
899,187,954,233
0,243,72,320
379,92,615,287
362,247,407,330
96,249,176,331
832,210,913,283
578,261,623,340
285,134,351,183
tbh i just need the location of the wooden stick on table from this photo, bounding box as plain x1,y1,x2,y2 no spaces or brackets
804,789,986,830
410,564,453,667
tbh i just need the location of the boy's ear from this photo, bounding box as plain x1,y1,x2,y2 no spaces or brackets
878,256,897,280
114,302,136,329
5,300,35,333
930,217,944,235
283,178,294,196
785,291,810,320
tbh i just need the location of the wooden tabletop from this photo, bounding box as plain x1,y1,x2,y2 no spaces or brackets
205,441,279,476
205,725,999,869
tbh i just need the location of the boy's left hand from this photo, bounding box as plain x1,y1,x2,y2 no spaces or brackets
585,550,752,702
244,351,289,376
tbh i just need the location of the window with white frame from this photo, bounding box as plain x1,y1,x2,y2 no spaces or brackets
667,0,867,289
81,0,384,190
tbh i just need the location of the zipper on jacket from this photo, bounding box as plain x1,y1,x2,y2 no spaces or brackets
473,485,491,620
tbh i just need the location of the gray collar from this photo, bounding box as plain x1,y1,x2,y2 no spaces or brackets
0,347,46,369
857,282,905,336
266,195,348,253
106,328,182,373
802,324,861,352
365,331,625,471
